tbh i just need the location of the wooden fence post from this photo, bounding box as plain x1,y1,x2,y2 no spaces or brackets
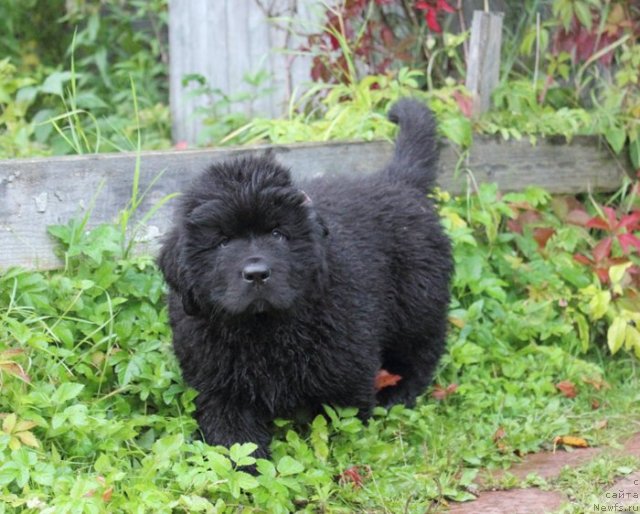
465,10,504,115
168,0,321,146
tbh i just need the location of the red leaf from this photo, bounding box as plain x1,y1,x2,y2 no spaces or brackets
506,219,522,234
432,383,458,400
573,253,592,265
533,227,555,249
603,206,618,228
566,209,591,226
592,237,613,263
338,466,364,488
493,426,506,442
582,376,609,391
436,0,455,13
452,90,474,119
585,216,612,231
425,8,442,33
556,380,577,398
375,369,402,391
380,25,394,47
102,487,113,502
618,233,640,254
617,211,640,231
596,268,610,284
0,362,31,383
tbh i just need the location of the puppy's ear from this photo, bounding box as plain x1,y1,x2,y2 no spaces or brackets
300,191,329,238
157,228,182,291
180,289,201,316
158,229,203,316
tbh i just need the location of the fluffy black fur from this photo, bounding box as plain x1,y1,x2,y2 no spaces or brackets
158,99,453,457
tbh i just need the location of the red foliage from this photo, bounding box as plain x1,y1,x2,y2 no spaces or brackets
415,0,456,33
306,0,457,84
556,380,578,398
553,3,638,66
431,383,458,400
452,90,474,119
507,202,556,250
338,465,370,488
374,369,403,391
573,205,640,285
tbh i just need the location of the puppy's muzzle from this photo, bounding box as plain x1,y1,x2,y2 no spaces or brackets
242,259,271,284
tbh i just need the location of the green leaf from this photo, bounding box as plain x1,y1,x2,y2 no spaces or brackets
64,404,89,427
574,1,593,30
179,495,214,512
451,342,485,366
41,71,74,97
310,415,329,461
152,434,184,457
51,383,85,404
0,462,19,486
235,471,259,490
609,262,633,294
586,287,611,320
439,116,472,148
205,450,232,475
629,138,640,170
2,413,17,434
276,456,304,476
624,325,640,354
255,459,276,478
607,317,627,355
575,313,590,353
605,126,626,154
229,443,257,465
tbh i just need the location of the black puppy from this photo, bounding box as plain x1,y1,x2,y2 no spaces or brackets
158,99,453,458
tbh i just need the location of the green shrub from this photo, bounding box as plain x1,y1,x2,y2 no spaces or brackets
1,180,639,511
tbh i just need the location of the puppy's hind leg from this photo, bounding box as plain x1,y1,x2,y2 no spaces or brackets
376,336,445,409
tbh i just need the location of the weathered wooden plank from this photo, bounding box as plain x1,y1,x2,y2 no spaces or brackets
0,136,625,270
465,10,504,115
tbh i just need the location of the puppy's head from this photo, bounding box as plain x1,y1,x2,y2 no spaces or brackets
158,155,328,318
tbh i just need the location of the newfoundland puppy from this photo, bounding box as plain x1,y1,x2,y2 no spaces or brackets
158,99,453,458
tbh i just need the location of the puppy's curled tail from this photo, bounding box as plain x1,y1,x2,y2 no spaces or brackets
382,98,439,192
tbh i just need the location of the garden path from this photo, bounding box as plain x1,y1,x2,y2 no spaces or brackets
447,433,640,513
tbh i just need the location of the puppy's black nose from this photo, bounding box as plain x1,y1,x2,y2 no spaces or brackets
242,262,271,284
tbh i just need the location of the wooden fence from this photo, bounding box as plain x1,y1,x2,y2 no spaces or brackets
0,136,625,270
167,0,510,144
168,0,321,145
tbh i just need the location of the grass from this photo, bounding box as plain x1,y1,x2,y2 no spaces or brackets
555,452,640,512
1,179,639,513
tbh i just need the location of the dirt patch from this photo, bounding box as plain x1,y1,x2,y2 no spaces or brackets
622,433,640,457
447,489,567,514
488,447,602,483
481,432,640,485
448,432,640,513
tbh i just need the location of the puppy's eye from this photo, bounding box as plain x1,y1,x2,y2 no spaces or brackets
271,229,286,241
219,237,231,248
